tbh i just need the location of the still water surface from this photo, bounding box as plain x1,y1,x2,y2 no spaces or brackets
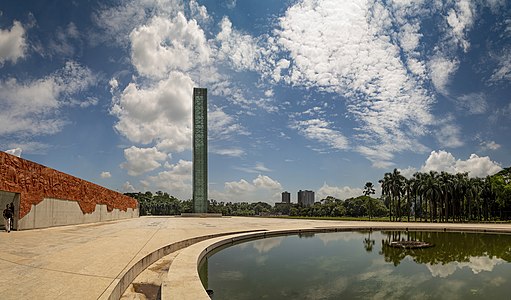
200,231,511,299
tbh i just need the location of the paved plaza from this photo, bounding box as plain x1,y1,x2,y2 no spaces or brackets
1,216,511,299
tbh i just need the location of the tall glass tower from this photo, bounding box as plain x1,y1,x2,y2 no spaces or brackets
192,88,208,213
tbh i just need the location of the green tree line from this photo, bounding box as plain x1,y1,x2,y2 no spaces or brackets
126,167,511,221
380,167,511,222
125,191,387,218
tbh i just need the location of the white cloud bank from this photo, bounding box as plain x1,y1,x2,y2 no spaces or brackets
103,0,254,158
144,159,193,198
275,0,435,167
120,146,168,176
111,72,194,152
272,0,503,167
102,1,251,181
122,181,136,193
316,183,364,201
216,16,261,71
129,13,210,79
211,175,283,203
225,175,282,194
401,150,502,178
0,61,97,137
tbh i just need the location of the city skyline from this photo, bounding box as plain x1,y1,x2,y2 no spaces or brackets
1,0,510,204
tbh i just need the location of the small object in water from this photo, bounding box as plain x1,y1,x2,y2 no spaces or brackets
388,240,433,249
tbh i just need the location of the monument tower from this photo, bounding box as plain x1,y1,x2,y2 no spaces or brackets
192,88,208,213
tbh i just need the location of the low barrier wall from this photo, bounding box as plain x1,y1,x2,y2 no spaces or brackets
0,151,138,230
18,198,139,230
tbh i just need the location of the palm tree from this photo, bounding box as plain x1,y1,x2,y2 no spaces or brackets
452,173,468,222
364,182,376,197
482,176,495,221
439,172,454,222
379,173,392,221
363,182,376,220
466,177,480,221
423,171,441,222
404,178,413,222
389,169,405,221
413,172,425,222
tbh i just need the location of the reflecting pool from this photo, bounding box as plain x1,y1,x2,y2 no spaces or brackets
199,231,511,299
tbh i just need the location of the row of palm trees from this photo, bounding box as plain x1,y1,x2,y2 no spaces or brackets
379,169,507,222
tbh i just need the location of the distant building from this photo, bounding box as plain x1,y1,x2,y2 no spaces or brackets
281,191,291,203
298,190,315,207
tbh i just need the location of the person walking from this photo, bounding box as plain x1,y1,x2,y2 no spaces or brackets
3,204,13,233
9,202,14,230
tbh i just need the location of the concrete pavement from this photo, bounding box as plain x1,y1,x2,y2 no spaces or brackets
1,216,511,299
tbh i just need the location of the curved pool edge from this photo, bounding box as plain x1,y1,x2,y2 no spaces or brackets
104,229,266,300
162,223,511,300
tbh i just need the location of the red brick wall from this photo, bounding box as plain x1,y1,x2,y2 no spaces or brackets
0,151,138,219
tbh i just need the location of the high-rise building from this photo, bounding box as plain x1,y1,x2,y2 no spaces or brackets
298,190,315,207
281,191,291,203
193,88,208,213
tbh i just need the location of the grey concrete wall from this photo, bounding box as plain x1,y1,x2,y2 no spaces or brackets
0,190,16,212
18,198,139,230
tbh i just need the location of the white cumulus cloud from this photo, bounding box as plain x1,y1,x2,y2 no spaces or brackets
0,61,96,137
120,146,168,176
445,0,475,52
253,175,282,190
224,179,256,194
111,72,194,152
92,0,185,46
0,20,27,66
421,150,502,178
480,141,501,151
122,181,137,193
428,55,459,94
316,183,365,201
435,116,464,148
216,16,262,71
4,148,22,157
145,159,193,199
100,171,112,179
208,107,248,141
215,175,283,203
130,13,210,79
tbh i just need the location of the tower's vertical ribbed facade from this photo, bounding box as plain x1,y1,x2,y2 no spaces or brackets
192,88,208,213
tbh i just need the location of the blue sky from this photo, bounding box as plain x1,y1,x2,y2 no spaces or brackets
1,0,510,204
